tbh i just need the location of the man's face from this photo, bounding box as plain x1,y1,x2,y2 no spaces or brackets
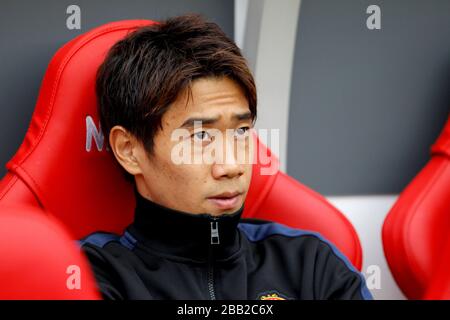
133,76,254,216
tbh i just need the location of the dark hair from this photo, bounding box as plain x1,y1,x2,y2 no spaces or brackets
96,14,257,166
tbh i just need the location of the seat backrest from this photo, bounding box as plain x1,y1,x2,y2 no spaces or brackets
423,235,450,300
382,115,450,299
0,204,100,299
0,20,362,269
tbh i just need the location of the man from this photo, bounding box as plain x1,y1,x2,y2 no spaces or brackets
80,14,372,300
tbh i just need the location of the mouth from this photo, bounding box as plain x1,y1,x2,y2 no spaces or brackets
207,191,243,210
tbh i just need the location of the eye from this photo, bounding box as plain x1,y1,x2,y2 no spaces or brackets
234,126,250,138
192,130,212,142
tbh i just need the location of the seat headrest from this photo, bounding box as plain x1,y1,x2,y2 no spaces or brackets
6,20,157,238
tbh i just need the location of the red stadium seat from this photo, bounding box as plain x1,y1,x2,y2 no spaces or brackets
383,115,450,299
0,18,363,286
0,204,100,299
423,235,450,300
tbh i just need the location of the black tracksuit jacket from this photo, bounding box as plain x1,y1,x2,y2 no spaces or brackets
80,189,372,300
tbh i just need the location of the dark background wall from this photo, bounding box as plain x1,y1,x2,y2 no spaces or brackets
0,0,234,177
287,0,450,195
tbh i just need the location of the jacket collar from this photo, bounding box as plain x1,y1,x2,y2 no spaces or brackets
127,186,244,263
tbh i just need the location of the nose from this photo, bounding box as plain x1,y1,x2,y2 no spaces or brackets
211,137,245,180
212,161,245,180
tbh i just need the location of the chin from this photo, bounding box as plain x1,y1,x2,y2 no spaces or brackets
209,211,234,217
209,204,242,216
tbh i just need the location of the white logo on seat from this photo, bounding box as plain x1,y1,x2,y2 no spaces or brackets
85,115,107,152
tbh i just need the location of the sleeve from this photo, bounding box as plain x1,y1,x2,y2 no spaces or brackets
80,244,125,300
313,239,373,300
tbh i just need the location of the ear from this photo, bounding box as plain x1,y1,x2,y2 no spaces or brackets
108,125,143,176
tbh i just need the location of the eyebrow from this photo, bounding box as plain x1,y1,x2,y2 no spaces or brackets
179,111,253,129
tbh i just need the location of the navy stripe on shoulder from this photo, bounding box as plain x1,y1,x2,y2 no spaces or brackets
238,222,373,300
78,232,120,248
119,231,137,250
238,221,324,242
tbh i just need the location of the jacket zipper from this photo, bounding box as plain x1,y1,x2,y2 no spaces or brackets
208,218,220,300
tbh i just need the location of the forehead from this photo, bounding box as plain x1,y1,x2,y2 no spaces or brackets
165,77,250,123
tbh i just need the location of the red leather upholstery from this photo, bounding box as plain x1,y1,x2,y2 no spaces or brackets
423,235,450,300
0,205,100,299
382,115,450,299
0,20,362,271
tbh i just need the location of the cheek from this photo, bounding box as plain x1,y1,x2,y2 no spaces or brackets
166,142,210,180
182,164,210,186
163,160,210,190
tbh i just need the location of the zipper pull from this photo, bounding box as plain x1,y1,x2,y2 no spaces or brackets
210,220,220,245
